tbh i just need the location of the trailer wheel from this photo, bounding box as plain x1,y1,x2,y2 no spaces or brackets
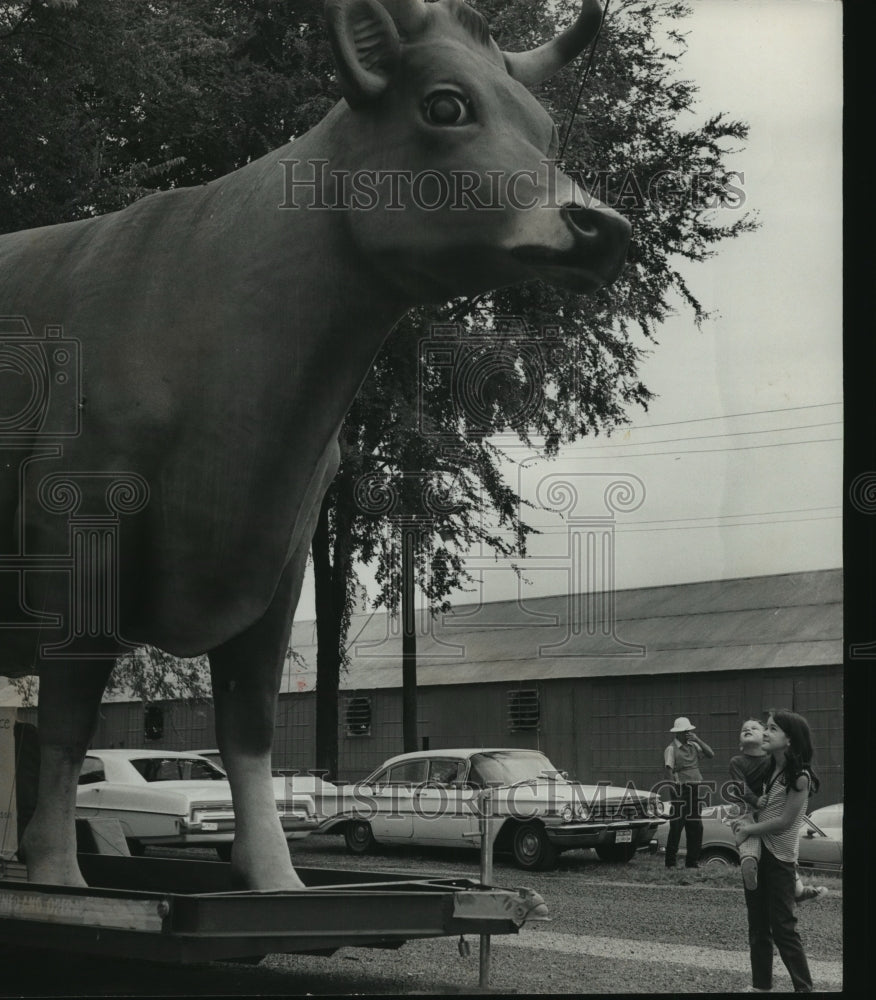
595,842,637,863
344,820,376,855
511,822,558,871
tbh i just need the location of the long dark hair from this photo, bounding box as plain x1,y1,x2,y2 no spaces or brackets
768,708,821,796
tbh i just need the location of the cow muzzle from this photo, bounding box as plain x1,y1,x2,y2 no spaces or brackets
511,202,632,293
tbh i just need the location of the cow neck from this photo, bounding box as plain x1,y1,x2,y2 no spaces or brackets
204,106,412,419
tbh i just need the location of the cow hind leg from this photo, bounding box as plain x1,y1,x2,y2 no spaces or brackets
20,662,113,886
208,558,308,892
208,440,339,891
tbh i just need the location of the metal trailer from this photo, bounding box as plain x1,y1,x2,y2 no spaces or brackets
0,810,547,989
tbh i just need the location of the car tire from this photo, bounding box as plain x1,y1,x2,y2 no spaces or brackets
344,820,376,855
595,842,637,863
698,847,738,868
511,822,558,871
216,843,233,862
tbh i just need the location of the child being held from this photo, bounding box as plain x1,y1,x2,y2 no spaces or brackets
728,718,827,902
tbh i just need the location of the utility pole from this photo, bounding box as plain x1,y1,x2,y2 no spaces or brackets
401,523,418,753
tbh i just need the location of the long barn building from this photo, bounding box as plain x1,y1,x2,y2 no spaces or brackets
6,568,843,804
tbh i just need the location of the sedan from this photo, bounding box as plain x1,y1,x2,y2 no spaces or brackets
316,748,666,871
75,749,319,859
653,802,843,873
192,747,339,815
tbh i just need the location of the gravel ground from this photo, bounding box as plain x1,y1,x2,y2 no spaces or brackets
1,837,843,996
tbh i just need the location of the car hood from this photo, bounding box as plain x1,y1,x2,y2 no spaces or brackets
347,780,653,804
488,781,654,803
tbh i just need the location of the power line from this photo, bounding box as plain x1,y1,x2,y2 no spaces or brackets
617,514,841,533
616,401,841,432
614,505,840,527
522,514,840,535
569,436,841,459
568,420,841,450
557,0,611,160
525,508,840,532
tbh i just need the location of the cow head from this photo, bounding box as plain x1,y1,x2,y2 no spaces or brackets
321,0,630,301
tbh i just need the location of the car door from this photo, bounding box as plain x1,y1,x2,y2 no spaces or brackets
798,814,843,871
369,759,427,841
410,757,479,846
75,755,109,818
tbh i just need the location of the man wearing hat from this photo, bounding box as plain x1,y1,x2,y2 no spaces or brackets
663,716,714,869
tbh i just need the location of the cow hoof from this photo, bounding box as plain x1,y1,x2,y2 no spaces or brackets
25,860,88,888
231,867,306,892
19,830,88,887
228,850,306,891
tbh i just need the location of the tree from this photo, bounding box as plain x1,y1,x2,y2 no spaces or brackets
311,0,756,761
0,0,335,234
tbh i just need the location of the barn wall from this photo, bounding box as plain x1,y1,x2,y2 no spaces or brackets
334,664,843,803
581,665,843,804
64,663,842,806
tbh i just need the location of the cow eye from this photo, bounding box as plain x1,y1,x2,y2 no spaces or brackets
424,91,472,126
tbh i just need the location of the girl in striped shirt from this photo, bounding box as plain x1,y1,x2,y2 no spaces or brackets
731,709,819,993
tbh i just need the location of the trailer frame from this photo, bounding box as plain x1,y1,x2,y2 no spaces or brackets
0,852,547,967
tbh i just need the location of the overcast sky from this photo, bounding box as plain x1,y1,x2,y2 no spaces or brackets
294,0,843,621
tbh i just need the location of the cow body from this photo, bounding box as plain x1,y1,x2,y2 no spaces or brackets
0,152,402,665
0,0,630,889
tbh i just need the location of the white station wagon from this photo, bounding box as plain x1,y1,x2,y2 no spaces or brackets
318,748,666,870
75,749,318,859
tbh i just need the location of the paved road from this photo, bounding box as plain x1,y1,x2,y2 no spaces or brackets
1,838,843,995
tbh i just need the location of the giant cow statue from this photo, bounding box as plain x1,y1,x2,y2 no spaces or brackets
0,0,629,889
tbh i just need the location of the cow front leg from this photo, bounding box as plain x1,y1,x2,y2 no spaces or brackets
208,559,307,891
20,661,113,886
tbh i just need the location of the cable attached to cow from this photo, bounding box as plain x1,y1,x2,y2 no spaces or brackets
557,0,612,161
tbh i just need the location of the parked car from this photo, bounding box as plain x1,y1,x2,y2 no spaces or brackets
653,802,843,873
191,748,225,770
75,749,319,859
316,748,666,870
192,747,339,815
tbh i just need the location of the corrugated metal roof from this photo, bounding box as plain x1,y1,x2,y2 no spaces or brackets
282,568,842,692
0,570,841,705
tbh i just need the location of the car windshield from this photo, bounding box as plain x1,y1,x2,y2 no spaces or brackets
469,751,564,786
131,757,226,782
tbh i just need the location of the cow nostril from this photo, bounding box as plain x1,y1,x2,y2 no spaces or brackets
562,205,600,239
562,204,632,250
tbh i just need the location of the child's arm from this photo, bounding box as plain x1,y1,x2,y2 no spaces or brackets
733,775,809,841
728,757,761,808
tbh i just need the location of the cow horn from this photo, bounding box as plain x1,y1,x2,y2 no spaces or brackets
503,0,603,86
377,0,429,36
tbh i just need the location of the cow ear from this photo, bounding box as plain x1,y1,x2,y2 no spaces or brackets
325,0,401,107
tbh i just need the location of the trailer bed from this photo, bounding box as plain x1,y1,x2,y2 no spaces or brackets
0,854,547,963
